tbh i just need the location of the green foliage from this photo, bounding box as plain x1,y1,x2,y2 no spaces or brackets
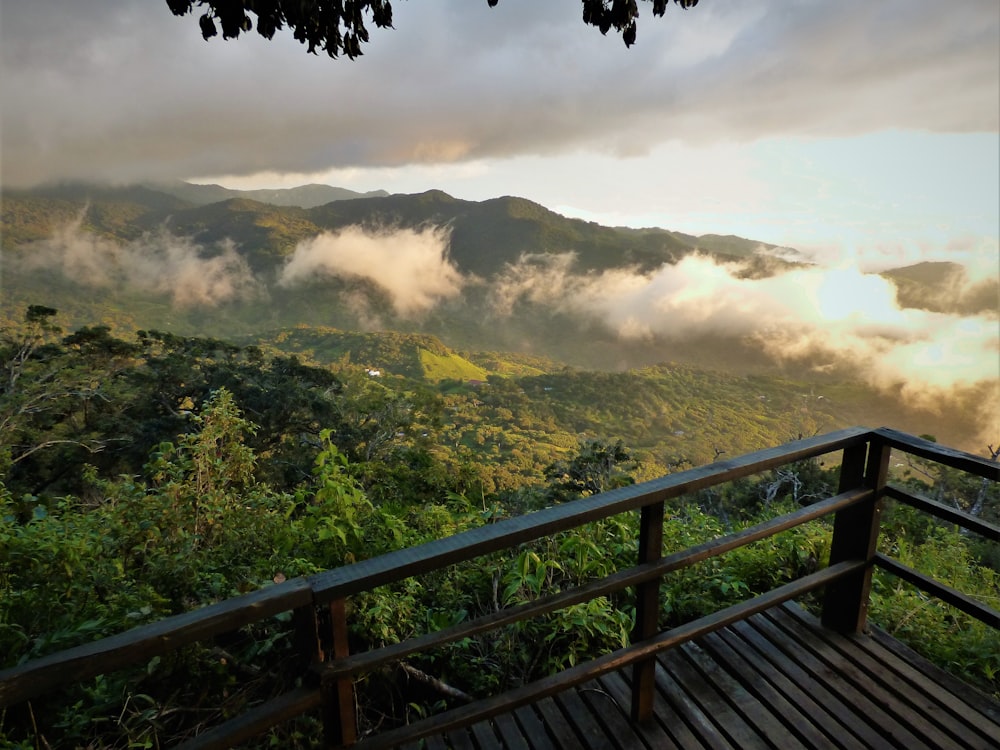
872,524,1000,694
284,429,374,569
544,438,637,501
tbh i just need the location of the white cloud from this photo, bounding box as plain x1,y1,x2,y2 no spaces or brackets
489,251,1000,403
278,225,466,316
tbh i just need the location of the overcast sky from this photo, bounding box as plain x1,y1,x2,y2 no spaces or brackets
2,0,998,265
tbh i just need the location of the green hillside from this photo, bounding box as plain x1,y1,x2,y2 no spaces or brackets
1,305,995,748
1,180,996,750
145,180,389,208
882,261,1000,316
1,180,995,454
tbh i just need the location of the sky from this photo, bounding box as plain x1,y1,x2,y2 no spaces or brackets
1,0,998,269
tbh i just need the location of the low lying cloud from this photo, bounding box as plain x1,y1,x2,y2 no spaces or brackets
7,214,263,308
489,252,999,407
278,226,466,317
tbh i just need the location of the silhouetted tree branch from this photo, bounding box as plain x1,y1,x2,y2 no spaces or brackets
165,0,699,59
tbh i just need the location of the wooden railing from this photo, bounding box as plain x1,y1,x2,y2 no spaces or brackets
1,427,997,748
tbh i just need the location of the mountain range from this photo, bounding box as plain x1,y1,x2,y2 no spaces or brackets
1,180,996,451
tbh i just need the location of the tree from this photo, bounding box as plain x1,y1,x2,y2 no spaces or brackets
0,309,132,494
544,438,637,501
166,0,699,59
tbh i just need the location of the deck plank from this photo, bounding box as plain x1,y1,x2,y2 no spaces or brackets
616,662,702,748
696,629,836,749
748,609,936,749
595,671,677,750
469,720,499,749
493,712,529,749
445,727,476,750
532,696,578,749
577,680,649,750
653,658,737,749
682,639,811,749
765,607,964,749
663,645,771,749
512,705,556,750
378,603,999,750
782,604,1000,748
554,687,612,749
727,617,889,748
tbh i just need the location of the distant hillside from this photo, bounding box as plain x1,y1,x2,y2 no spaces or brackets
245,328,996,456
262,326,487,381
0,179,800,376
146,180,390,208
2,181,995,426
882,261,999,316
1,183,191,244
1,182,796,279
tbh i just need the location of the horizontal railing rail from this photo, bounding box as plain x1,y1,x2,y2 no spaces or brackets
1,425,996,750
304,426,875,604
0,426,872,707
342,561,867,750
870,429,1000,629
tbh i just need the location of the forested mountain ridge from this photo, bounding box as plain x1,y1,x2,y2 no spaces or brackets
0,305,983,506
144,179,390,208
5,181,994,312
0,181,811,377
1,181,792,276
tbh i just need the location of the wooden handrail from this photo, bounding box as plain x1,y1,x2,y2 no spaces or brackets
348,560,867,750
884,484,1000,541
2,426,996,749
316,487,873,683
873,553,1000,627
873,427,1000,479
0,577,314,707
306,426,875,603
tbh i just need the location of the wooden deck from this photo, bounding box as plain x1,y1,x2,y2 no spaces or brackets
390,603,1000,750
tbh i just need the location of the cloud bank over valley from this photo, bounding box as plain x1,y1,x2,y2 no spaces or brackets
8,218,996,421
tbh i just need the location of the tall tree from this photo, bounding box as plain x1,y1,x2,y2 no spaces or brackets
166,0,699,59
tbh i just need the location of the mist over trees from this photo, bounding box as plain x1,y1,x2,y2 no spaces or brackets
166,0,700,58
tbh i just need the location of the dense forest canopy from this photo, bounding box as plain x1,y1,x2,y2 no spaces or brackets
166,0,700,58
1,304,996,746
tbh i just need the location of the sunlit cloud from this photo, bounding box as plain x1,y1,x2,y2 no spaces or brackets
488,252,1000,406
278,226,467,316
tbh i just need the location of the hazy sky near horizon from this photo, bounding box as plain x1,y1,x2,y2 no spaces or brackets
2,0,998,267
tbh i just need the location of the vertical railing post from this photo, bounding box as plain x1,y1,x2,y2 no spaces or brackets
322,598,357,748
822,437,891,633
631,499,664,722
292,602,325,668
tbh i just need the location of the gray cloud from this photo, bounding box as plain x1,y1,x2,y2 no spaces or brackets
1,0,997,187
